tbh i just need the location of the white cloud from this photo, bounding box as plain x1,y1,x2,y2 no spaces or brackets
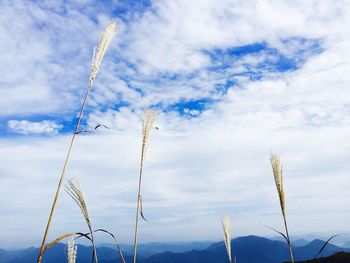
7,120,63,135
0,0,116,116
1,108,350,248
121,0,348,74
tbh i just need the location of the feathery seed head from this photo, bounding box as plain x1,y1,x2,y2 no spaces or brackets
141,109,156,163
65,176,91,229
221,215,232,263
68,238,77,263
89,21,118,86
270,153,286,216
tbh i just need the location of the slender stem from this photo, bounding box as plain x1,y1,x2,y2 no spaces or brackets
133,148,145,263
89,226,98,263
112,234,127,263
37,83,93,263
283,215,294,263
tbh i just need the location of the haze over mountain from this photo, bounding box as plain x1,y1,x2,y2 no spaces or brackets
1,236,348,263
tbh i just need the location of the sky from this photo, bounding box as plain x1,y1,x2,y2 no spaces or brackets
0,0,350,248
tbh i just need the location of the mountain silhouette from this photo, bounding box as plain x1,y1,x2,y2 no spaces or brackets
1,236,347,263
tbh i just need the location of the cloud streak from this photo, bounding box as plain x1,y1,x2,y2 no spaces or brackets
7,120,63,135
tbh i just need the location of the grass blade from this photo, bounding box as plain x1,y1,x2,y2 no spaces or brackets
314,234,342,259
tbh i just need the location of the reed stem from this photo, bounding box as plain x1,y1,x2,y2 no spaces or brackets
37,84,92,263
283,215,294,263
132,110,155,263
133,154,144,263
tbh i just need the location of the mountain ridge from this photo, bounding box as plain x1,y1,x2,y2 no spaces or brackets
1,235,348,263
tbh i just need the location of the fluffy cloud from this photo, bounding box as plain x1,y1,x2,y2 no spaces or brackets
7,120,63,135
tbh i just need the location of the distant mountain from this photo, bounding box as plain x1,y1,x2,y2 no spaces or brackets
144,236,348,263
1,236,348,263
0,244,133,263
343,241,350,248
297,252,350,263
99,241,213,257
294,239,345,260
292,239,310,247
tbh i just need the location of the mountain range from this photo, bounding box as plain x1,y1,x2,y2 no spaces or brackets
1,235,348,263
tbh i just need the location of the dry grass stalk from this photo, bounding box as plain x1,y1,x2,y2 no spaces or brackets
37,22,118,263
270,153,294,263
68,238,77,263
65,177,98,263
221,215,232,263
133,109,156,263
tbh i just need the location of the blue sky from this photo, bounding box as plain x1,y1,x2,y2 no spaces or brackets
1,0,350,248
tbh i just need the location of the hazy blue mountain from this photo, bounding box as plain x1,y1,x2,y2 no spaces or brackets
143,236,348,263
1,236,348,263
294,239,345,260
292,239,310,247
99,241,213,257
343,241,350,248
0,244,133,263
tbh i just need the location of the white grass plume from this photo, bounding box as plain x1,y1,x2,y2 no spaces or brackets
65,176,91,229
68,238,77,263
269,153,294,263
221,215,232,263
89,21,118,86
133,109,157,263
270,153,285,216
65,176,98,263
140,109,156,166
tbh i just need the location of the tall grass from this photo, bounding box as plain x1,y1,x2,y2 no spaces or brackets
37,21,118,263
133,110,156,263
270,153,294,263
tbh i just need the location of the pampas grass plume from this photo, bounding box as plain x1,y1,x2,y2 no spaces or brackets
90,21,118,85
68,238,77,263
270,153,285,216
269,153,294,263
65,176,98,263
222,215,232,263
141,109,156,165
